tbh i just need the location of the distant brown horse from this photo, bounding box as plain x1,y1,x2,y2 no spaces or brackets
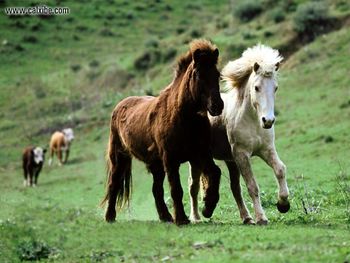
48,128,74,166
101,39,224,225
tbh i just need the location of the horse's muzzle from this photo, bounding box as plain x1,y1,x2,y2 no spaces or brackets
208,100,224,116
262,117,275,129
208,107,222,116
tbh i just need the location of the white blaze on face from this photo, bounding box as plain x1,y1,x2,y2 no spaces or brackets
63,128,74,142
33,147,44,164
251,72,277,129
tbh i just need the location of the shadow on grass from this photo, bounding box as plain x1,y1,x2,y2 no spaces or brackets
39,175,84,187
65,156,87,165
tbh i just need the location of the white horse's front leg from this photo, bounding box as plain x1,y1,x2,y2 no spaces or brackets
233,150,268,225
188,164,202,222
261,148,290,213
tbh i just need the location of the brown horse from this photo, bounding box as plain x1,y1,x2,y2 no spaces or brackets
101,39,224,225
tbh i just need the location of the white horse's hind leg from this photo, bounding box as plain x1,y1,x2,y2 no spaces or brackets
225,161,255,225
188,164,201,222
261,148,290,213
234,150,268,225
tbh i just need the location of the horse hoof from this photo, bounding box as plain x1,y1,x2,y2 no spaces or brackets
277,201,290,213
202,207,214,218
160,215,174,223
189,214,201,223
105,209,116,223
243,217,255,225
202,206,215,218
175,217,190,226
257,219,268,225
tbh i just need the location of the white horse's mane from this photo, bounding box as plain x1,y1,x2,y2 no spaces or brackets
222,44,283,89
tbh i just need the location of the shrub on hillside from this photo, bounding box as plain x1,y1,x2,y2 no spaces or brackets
17,240,59,261
224,43,246,62
145,38,159,48
293,2,333,39
281,0,297,13
134,49,161,71
22,35,38,44
99,28,114,37
269,7,285,23
190,29,202,38
234,1,263,22
162,47,177,62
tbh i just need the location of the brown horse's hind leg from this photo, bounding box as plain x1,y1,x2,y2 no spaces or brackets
105,152,131,222
225,161,255,225
148,162,173,223
165,162,190,225
64,149,69,164
188,164,202,222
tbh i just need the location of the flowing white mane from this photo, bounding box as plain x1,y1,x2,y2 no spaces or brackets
222,44,283,88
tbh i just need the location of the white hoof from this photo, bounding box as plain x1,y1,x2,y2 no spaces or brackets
189,214,201,223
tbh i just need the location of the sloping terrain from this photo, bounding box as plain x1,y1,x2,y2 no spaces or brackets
0,0,349,262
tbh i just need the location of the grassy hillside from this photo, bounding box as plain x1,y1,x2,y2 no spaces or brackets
1,0,350,262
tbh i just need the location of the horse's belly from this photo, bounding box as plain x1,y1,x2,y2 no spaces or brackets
211,123,232,161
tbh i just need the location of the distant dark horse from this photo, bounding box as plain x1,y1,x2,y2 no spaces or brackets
101,39,224,225
22,146,46,187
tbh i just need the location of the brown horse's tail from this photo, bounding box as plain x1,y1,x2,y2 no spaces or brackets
100,128,132,221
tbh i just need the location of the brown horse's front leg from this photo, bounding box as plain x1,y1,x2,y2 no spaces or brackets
165,163,190,225
148,162,173,223
201,159,221,218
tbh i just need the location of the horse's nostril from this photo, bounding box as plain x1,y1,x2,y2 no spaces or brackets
271,118,275,124
262,117,266,123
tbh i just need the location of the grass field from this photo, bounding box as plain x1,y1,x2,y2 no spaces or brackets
1,0,350,262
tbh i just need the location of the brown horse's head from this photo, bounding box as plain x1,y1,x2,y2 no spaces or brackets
189,40,224,116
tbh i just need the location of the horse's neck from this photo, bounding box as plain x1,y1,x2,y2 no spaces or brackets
174,70,204,115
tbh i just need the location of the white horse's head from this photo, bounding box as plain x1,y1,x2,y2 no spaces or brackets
249,62,280,129
63,128,74,142
222,44,283,129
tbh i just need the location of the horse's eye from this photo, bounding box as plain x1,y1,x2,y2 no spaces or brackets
255,86,260,92
275,86,278,92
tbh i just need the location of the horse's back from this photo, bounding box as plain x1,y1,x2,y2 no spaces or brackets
111,96,159,162
50,131,65,148
112,96,157,128
116,96,154,109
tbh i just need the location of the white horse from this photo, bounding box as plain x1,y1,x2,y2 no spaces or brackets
189,44,290,225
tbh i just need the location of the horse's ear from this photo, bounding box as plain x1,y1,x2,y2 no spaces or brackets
193,49,202,65
275,62,280,71
213,48,219,60
253,62,260,73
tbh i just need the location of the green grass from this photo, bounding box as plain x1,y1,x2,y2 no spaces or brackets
1,0,350,262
